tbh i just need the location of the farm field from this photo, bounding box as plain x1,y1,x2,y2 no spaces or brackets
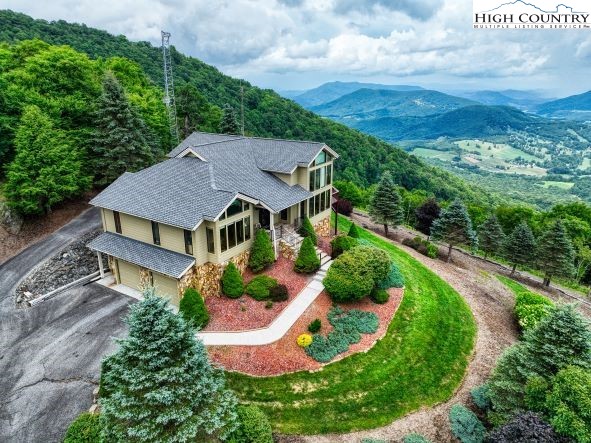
539,181,575,190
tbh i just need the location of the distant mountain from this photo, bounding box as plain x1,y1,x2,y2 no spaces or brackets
452,90,550,110
351,105,548,142
292,81,423,108
536,90,591,120
310,89,478,120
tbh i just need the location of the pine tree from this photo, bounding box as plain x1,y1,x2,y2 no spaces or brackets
221,262,244,298
430,199,477,262
4,105,91,215
536,220,576,287
100,288,238,442
415,198,441,237
91,72,156,186
294,236,321,273
478,214,506,259
248,229,275,272
504,222,536,276
219,103,239,135
348,223,360,238
298,216,318,245
368,171,404,237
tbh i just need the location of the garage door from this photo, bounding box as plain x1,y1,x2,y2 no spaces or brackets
153,272,180,307
117,260,141,291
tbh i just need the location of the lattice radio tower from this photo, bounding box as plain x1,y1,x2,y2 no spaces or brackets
161,30,179,144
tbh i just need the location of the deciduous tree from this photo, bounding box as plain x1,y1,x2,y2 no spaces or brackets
415,198,441,237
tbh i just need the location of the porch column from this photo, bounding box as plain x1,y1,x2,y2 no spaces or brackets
269,212,277,259
97,251,105,279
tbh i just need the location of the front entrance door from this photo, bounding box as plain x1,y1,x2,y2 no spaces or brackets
259,208,270,229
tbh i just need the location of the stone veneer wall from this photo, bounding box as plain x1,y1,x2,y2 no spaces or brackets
178,249,250,299
139,267,151,290
279,239,297,261
313,216,331,238
108,256,118,283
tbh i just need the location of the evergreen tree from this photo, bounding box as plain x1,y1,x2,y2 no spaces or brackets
368,171,404,237
430,199,477,262
221,262,244,298
478,214,506,259
248,229,275,272
176,83,221,137
91,72,156,186
537,220,576,287
347,222,360,238
298,216,318,245
219,103,239,135
178,287,209,329
504,222,536,276
4,105,91,215
294,236,321,273
415,198,441,237
100,288,238,442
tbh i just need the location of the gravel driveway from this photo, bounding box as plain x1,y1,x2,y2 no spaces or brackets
0,208,131,443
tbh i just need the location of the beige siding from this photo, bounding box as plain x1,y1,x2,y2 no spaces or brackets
153,272,180,306
159,224,185,254
117,260,141,290
119,213,152,244
194,223,210,265
273,172,296,185
296,166,309,189
103,209,116,232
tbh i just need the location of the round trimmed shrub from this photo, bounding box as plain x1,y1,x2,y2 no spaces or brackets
179,288,209,329
449,404,486,443
294,236,321,273
270,283,288,302
298,216,317,245
308,318,321,333
470,384,492,411
228,405,273,443
64,413,101,443
297,333,313,347
245,275,278,301
376,262,404,289
347,222,360,238
221,262,244,298
330,234,358,258
404,434,432,443
370,288,389,304
248,229,275,272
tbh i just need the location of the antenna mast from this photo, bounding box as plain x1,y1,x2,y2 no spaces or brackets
161,30,179,144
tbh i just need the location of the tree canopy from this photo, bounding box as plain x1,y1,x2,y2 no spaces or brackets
430,199,477,262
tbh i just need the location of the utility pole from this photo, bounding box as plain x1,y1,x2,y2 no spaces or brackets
161,30,179,144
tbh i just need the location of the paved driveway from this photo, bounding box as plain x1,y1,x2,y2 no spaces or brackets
0,208,132,443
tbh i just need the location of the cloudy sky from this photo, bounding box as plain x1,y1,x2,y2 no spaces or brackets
4,0,591,97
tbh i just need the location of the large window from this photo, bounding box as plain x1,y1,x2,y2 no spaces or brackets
220,199,250,220
206,227,215,253
219,215,251,254
313,150,329,166
309,164,332,191
184,229,193,255
151,221,160,246
113,211,122,234
308,189,332,217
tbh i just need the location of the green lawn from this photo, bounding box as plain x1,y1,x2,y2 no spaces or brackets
226,216,476,434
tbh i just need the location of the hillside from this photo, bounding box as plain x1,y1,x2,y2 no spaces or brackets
536,90,591,120
292,81,423,108
310,89,477,120
452,90,549,110
0,10,494,206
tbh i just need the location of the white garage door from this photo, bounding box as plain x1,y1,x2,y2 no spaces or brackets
153,272,180,307
117,260,141,291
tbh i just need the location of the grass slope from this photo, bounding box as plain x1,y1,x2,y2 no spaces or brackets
226,216,476,434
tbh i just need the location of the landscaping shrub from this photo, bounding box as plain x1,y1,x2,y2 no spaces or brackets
376,262,404,289
404,434,432,443
245,275,278,301
179,288,209,329
370,287,389,304
228,405,273,443
524,376,549,413
348,222,360,238
248,229,275,272
402,236,438,259
64,413,101,443
336,198,353,216
449,404,486,443
471,385,492,411
294,237,321,273
298,216,317,245
305,306,379,363
323,245,390,302
265,301,273,309
221,262,244,298
269,284,288,302
297,333,312,347
485,412,566,443
330,234,358,258
514,289,554,331
308,319,321,333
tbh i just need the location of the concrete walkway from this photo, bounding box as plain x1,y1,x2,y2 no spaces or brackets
197,260,332,346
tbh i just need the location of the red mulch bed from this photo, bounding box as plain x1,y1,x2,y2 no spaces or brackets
203,256,310,332
208,287,404,376
317,235,333,256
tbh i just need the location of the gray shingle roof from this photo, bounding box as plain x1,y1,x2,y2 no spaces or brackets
167,132,243,157
88,232,195,278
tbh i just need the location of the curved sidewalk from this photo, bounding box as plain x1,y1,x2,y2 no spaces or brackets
196,262,330,346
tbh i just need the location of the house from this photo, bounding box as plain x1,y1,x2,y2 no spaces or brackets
88,132,338,304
